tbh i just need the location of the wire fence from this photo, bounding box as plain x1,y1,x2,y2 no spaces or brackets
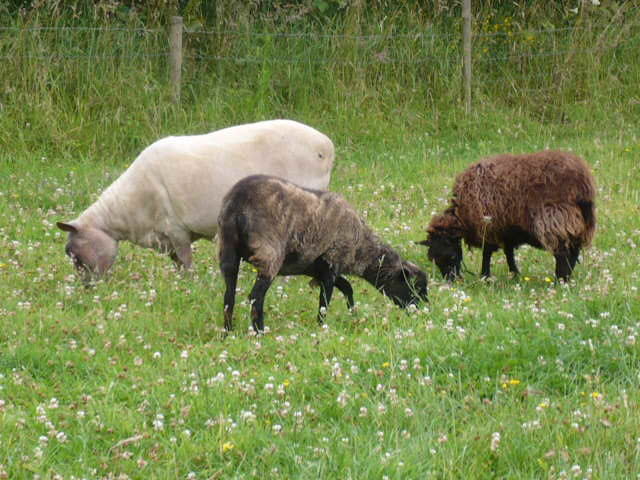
2,16,638,109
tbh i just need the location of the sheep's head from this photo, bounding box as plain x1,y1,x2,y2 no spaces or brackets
57,221,118,284
419,210,464,281
382,261,429,308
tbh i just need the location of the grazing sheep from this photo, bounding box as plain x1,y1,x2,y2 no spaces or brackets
57,119,335,282
218,175,428,333
419,150,596,281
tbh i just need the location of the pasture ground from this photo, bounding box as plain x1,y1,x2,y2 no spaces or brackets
1,109,639,478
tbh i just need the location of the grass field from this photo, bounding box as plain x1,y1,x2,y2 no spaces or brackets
1,110,639,478
1,4,640,478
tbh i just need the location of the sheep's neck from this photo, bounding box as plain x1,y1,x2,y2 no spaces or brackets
360,243,399,290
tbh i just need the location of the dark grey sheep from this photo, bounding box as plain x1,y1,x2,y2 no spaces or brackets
218,175,428,332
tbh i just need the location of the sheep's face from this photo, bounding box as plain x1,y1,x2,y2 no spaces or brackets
384,261,429,308
57,222,118,284
420,234,463,281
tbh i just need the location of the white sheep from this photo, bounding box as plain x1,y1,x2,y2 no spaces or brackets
57,119,335,281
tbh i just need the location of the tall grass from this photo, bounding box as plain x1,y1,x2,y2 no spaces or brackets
1,3,638,161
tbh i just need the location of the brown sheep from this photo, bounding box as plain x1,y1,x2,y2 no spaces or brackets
419,150,596,281
218,175,428,333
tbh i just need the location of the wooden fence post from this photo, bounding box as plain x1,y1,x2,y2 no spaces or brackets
462,0,472,114
169,16,183,104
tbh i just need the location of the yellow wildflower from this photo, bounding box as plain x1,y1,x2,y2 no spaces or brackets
222,441,235,453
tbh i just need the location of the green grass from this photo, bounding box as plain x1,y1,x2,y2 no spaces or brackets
1,118,639,478
1,5,640,479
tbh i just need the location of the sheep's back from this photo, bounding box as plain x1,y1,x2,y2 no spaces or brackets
453,150,596,248
126,120,334,239
221,175,373,276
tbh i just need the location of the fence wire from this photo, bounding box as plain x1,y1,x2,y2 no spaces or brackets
183,22,632,39
0,26,161,32
1,22,637,98
0,52,168,60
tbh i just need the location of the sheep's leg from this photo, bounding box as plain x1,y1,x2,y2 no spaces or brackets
249,274,273,333
335,276,355,310
220,248,240,332
554,250,575,282
555,244,581,282
570,244,581,266
504,244,519,275
317,269,337,325
481,244,498,278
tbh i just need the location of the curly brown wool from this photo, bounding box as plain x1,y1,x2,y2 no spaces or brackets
420,150,596,281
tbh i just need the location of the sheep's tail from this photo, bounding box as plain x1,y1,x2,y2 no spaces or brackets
235,213,250,244
577,199,596,247
218,210,248,263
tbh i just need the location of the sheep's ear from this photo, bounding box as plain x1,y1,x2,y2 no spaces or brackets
416,239,430,247
402,261,422,276
56,221,78,234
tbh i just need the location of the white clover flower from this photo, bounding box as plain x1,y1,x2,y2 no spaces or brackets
153,414,164,431
336,391,350,407
490,432,501,451
521,420,541,430
238,410,256,423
